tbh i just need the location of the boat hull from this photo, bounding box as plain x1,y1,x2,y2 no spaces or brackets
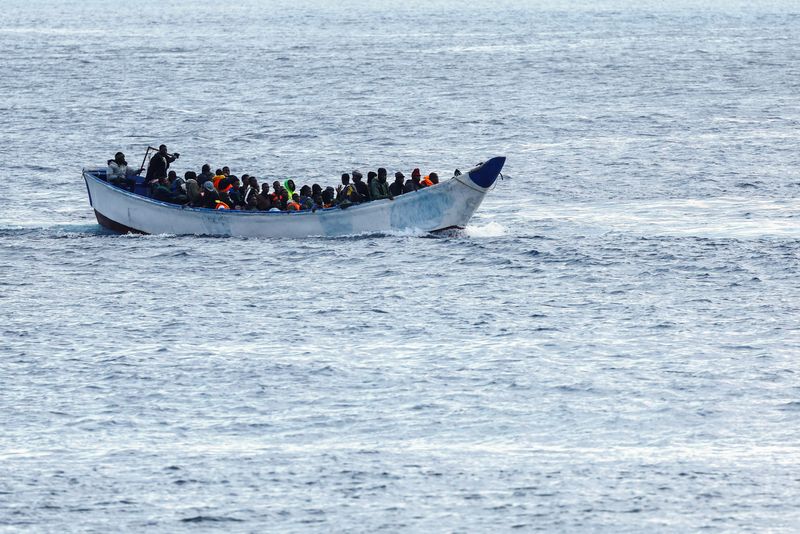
83,158,504,238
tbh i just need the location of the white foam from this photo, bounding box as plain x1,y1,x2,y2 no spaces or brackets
465,221,507,238
526,198,800,239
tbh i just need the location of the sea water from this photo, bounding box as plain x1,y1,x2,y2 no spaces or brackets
1,0,800,531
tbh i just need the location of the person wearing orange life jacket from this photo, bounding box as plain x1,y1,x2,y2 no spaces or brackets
286,194,301,211
212,169,225,189
420,172,434,188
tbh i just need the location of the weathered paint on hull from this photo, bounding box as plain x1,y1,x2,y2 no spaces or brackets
83,157,504,238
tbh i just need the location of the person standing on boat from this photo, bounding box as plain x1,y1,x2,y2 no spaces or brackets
145,145,179,184
106,152,136,192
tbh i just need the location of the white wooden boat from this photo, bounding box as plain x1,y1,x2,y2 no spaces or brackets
82,157,505,237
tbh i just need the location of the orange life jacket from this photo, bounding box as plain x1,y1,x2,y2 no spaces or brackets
420,175,433,187
286,201,300,211
213,175,225,189
215,200,230,210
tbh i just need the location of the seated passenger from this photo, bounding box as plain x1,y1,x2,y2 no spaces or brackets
271,181,287,209
322,187,336,208
286,194,301,211
429,172,439,185
229,177,245,209
249,178,272,211
420,173,434,188
202,181,221,209
370,168,394,201
283,179,297,201
106,152,136,192
298,185,314,210
242,176,258,209
312,192,324,210
367,171,377,189
412,168,426,188
352,171,369,202
167,171,188,204
152,176,174,202
197,164,214,185
218,184,236,210
403,174,420,193
185,171,201,206
336,173,355,204
213,169,225,189
389,172,405,197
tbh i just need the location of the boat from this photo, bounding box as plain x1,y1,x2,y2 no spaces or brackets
82,156,506,238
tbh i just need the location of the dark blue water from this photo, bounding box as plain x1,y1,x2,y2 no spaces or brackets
2,0,800,531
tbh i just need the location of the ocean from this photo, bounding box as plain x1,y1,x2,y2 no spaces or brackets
2,0,800,531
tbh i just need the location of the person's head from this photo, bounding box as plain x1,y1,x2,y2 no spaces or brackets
203,181,215,193
412,174,421,184
312,184,322,195
222,166,230,176
322,188,334,203
168,170,177,181
185,171,197,181
159,144,168,156
272,180,281,191
341,173,350,185
429,172,439,184
377,168,387,178
286,179,296,191
352,170,363,182
158,175,169,185
202,163,211,174
292,193,300,202
367,171,377,183
250,176,259,188
232,177,241,188
216,169,223,176
394,171,405,183
411,168,421,179
261,182,270,192
241,174,249,182
114,152,126,165
300,185,311,196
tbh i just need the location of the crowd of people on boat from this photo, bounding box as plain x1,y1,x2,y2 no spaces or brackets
106,145,446,211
